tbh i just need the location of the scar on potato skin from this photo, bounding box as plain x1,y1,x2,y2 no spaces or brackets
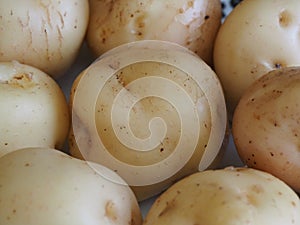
279,10,292,27
105,200,118,221
157,189,182,218
158,198,177,218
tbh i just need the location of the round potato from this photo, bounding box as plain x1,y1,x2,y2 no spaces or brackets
143,167,300,225
232,66,300,192
0,147,142,225
213,0,300,115
0,0,89,78
0,61,69,157
69,40,228,201
87,0,222,66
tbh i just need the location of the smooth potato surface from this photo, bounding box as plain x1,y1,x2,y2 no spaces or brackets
232,67,300,192
0,61,69,157
214,0,300,115
0,148,142,225
143,167,300,225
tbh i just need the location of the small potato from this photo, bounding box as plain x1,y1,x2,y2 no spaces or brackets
232,66,300,192
69,40,228,201
0,147,142,225
213,0,300,115
0,61,69,157
143,167,300,225
87,0,222,65
0,0,89,78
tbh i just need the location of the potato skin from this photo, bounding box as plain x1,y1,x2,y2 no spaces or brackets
143,167,300,225
0,148,142,225
68,40,227,201
0,61,69,157
213,0,300,115
232,67,300,192
87,0,221,65
0,0,89,78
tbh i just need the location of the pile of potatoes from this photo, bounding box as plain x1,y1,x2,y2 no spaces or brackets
0,0,300,224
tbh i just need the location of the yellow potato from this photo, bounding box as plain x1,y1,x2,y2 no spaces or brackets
144,167,300,225
0,0,89,78
232,66,300,192
0,147,142,225
69,40,228,201
213,0,300,115
0,61,69,157
87,0,222,65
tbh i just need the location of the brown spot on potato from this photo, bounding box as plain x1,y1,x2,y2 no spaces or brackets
279,10,292,28
6,73,35,89
187,1,193,7
251,184,264,194
105,200,118,221
246,194,258,206
158,199,176,217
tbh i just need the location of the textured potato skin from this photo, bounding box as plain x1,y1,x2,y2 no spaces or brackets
87,0,221,65
143,167,300,225
0,0,89,78
232,67,300,192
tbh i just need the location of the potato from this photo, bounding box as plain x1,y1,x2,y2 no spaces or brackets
0,0,89,78
232,66,300,192
143,167,300,225
87,0,222,66
0,147,142,225
69,40,228,201
0,61,69,157
213,0,300,115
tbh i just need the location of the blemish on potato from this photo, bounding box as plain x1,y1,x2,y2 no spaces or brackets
245,194,259,206
251,184,264,194
253,113,260,120
279,10,292,28
105,200,118,221
274,63,283,69
7,73,35,89
158,199,176,217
